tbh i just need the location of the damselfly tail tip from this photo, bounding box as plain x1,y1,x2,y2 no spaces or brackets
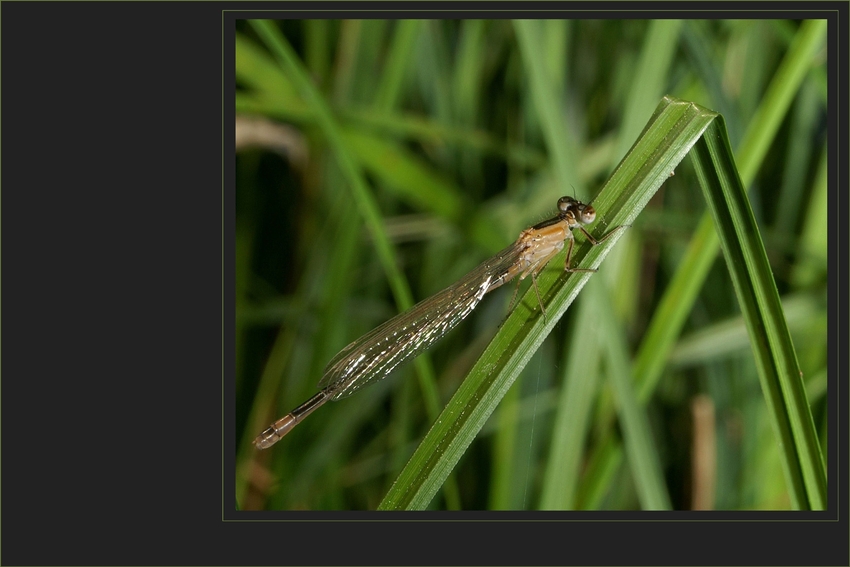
252,414,299,450
252,431,277,450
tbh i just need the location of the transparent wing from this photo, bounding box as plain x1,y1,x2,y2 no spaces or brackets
318,240,527,401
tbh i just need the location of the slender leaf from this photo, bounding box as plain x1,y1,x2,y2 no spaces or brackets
690,118,826,509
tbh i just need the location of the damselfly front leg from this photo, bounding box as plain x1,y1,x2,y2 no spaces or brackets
563,223,629,273
560,196,629,273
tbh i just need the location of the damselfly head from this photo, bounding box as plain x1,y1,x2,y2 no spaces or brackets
557,196,596,225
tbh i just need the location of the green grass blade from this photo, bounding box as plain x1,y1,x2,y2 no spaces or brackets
690,119,826,509
373,20,421,111
735,20,827,183
339,127,466,222
379,97,717,510
631,18,827,402
613,19,683,161
538,297,603,509
247,20,461,506
514,20,577,193
591,279,672,509
248,21,415,310
792,146,827,289
237,30,547,177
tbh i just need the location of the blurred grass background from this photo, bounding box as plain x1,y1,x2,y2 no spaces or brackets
233,19,827,510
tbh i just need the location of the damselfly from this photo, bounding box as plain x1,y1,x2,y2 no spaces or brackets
254,196,624,449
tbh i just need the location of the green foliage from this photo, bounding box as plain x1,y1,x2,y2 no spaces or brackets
234,19,827,510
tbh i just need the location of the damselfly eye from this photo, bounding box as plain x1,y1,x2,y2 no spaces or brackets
579,204,596,224
557,196,574,213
